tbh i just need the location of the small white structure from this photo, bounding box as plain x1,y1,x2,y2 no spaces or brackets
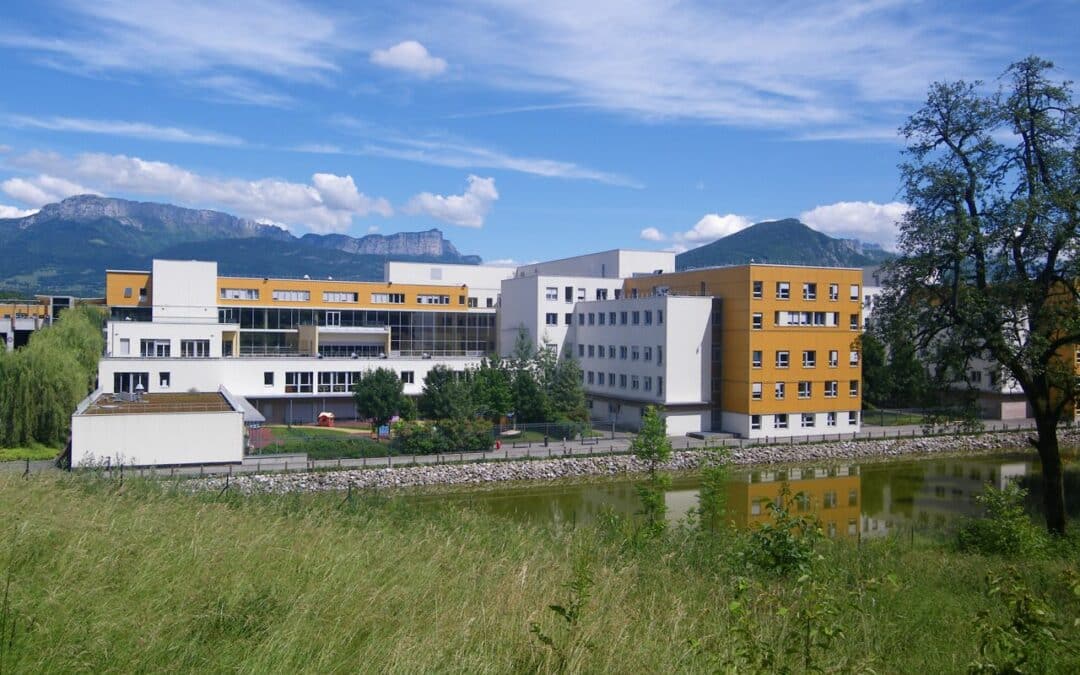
71,388,245,467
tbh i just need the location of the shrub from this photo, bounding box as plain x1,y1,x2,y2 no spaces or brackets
435,417,493,453
392,420,440,454
958,482,1045,557
277,437,392,460
743,484,823,576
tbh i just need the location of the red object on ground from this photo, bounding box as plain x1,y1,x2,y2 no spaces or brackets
317,412,335,427
495,440,501,450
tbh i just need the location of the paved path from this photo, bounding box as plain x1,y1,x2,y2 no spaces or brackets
0,418,1048,479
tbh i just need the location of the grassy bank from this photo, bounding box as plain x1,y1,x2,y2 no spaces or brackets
0,442,59,462
1,475,1078,672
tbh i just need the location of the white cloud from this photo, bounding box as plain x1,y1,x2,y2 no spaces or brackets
639,226,665,241
5,115,244,146
0,204,39,218
405,175,498,228
370,40,447,77
1,174,97,206
5,150,392,233
678,213,752,242
799,200,909,250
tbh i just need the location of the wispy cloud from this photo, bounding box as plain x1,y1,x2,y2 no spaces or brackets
5,115,245,146
3,150,392,233
800,200,909,250
0,203,39,219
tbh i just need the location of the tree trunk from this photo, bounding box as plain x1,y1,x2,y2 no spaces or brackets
1033,413,1067,536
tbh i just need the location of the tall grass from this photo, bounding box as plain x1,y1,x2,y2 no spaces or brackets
1,474,1077,672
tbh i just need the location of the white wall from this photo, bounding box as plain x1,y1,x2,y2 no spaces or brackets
722,410,862,439
513,249,675,279
498,275,624,357
105,320,234,358
71,410,243,467
152,259,219,323
384,261,514,309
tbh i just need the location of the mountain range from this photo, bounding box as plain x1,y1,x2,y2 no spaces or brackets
0,195,481,296
675,218,891,270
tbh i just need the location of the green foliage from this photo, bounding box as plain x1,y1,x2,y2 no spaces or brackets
548,356,588,423
467,358,512,421
434,417,493,453
530,557,594,673
351,368,407,429
418,365,471,420
697,447,730,533
391,420,440,454
861,331,930,408
969,569,1061,674
511,368,549,423
631,406,673,536
743,484,823,576
274,437,392,460
959,483,1046,557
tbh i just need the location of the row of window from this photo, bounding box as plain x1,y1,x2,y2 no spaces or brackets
544,286,618,302
119,338,211,358
220,288,484,307
583,371,665,396
752,311,862,330
751,380,859,400
576,343,663,364
754,281,860,302
544,308,665,327
753,349,858,369
276,370,415,393
750,411,860,430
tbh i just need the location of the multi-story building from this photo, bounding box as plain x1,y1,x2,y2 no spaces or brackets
383,260,515,310
97,259,496,423
1,301,49,351
571,295,715,434
624,264,864,438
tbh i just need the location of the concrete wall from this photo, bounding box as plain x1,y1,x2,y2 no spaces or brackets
498,275,624,357
152,260,219,323
71,410,244,467
384,261,514,309
105,320,236,358
513,249,674,279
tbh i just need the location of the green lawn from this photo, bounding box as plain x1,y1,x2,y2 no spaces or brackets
862,410,928,426
0,443,60,462
267,425,360,441
1,474,1077,672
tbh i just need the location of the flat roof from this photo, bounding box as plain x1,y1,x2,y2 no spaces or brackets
666,262,863,272
80,392,234,416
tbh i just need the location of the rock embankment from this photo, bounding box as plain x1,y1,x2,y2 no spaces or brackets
190,427,1076,495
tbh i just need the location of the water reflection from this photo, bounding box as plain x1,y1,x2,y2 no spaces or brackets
421,453,1077,537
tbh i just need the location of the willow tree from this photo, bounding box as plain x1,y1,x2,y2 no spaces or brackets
880,56,1079,535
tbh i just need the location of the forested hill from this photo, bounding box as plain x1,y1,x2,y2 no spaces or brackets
676,218,891,270
0,195,481,295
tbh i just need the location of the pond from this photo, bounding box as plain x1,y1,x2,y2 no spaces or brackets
413,451,1080,538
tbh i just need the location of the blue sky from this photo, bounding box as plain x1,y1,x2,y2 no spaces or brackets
0,0,1076,263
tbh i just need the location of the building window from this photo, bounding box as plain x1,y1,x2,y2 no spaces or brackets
848,411,859,425
578,344,585,358
159,372,171,388
565,286,573,302
752,313,763,330
657,310,664,324
221,288,260,300
632,311,640,325
849,489,858,507
371,293,405,304
802,350,816,368
801,413,815,428
577,288,586,301
824,491,838,508
180,339,210,358
644,376,653,391
546,313,558,326
850,380,859,397
829,350,839,367
620,312,628,325
776,281,790,299
271,289,310,302
323,291,358,303
578,313,586,325
597,372,605,386
588,345,595,358
620,346,628,359
643,346,652,361
545,286,558,300
751,414,762,430
468,297,478,308
752,280,763,299
596,288,608,301
776,351,790,368
417,295,450,305
825,381,838,398
285,371,313,393
826,412,837,427
803,282,817,300
829,284,839,301
658,376,664,396
140,339,170,358
598,313,605,325
609,372,616,388
752,350,762,368
597,344,605,359
775,414,789,429
798,381,811,398
849,350,860,366
587,371,595,385
608,345,616,359
752,382,762,400
850,284,860,300
631,375,640,390
119,338,130,356
123,287,133,298
850,314,860,330
631,346,640,360
264,371,274,387
619,374,628,388
586,312,594,325
609,311,617,324
644,310,653,325
774,382,786,399
565,313,573,325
